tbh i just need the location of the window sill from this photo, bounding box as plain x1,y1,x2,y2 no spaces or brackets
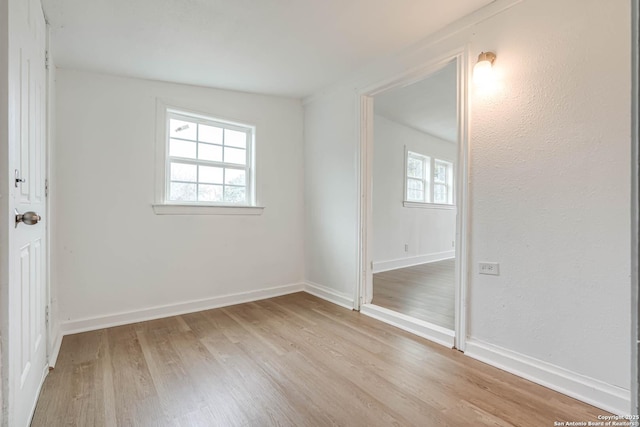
403,201,456,210
152,204,265,215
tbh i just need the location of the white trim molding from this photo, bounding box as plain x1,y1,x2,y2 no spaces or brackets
303,281,355,310
465,339,631,415
152,204,264,215
61,283,304,335
403,201,456,210
360,304,454,348
372,251,455,274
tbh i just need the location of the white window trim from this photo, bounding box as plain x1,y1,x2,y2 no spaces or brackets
403,201,456,210
404,147,456,209
152,204,264,215
153,99,264,215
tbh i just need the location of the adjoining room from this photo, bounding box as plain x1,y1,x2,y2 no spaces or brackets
371,60,459,332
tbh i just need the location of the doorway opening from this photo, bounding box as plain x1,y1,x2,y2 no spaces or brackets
357,51,469,350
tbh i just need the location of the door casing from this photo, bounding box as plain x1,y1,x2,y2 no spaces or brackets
355,46,470,351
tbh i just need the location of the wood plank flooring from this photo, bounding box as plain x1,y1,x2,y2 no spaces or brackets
32,292,605,426
373,259,455,329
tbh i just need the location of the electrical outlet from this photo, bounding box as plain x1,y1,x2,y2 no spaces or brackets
479,262,500,276
404,244,408,252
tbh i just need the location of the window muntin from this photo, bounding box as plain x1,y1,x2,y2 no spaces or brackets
166,111,254,205
405,150,454,206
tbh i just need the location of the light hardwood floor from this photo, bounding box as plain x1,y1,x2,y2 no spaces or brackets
33,293,604,426
373,259,455,329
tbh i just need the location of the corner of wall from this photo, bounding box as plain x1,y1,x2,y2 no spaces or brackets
303,281,355,310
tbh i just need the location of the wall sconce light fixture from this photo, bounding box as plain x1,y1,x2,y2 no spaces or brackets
473,51,496,85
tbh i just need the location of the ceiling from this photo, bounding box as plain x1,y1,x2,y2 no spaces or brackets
374,60,458,143
42,0,493,98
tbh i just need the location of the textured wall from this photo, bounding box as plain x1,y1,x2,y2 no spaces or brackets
468,0,630,389
303,0,630,394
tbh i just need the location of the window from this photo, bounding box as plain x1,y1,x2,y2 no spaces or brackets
405,150,454,206
433,159,454,205
162,109,255,206
406,151,430,203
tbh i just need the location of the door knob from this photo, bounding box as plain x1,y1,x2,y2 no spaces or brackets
15,209,41,227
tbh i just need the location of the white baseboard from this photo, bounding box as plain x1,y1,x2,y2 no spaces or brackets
60,282,305,335
51,281,630,416
360,304,455,348
465,339,630,415
372,251,455,274
303,281,355,310
48,328,63,368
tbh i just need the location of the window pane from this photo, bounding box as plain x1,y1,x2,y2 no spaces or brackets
225,169,246,185
170,162,197,182
434,164,447,183
198,143,222,162
198,184,223,202
170,182,196,201
199,124,223,144
407,157,424,179
169,119,197,141
224,186,246,203
407,178,424,191
199,166,223,184
170,139,196,159
224,147,246,165
225,129,247,148
433,184,451,204
407,189,424,202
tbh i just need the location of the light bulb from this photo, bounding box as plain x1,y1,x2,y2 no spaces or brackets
473,52,496,87
473,60,493,85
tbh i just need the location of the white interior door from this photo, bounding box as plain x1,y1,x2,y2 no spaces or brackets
8,0,48,425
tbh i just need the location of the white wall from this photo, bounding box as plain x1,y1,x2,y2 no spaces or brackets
467,0,629,392
54,69,304,324
303,89,359,298
372,115,456,269
303,0,630,410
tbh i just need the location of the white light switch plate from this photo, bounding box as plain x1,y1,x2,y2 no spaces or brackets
479,262,500,275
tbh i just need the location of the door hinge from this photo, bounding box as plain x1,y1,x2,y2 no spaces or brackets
45,305,49,325
45,50,49,70
45,178,49,197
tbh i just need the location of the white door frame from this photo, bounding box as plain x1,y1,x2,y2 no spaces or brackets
0,0,10,423
45,21,55,367
355,46,470,351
